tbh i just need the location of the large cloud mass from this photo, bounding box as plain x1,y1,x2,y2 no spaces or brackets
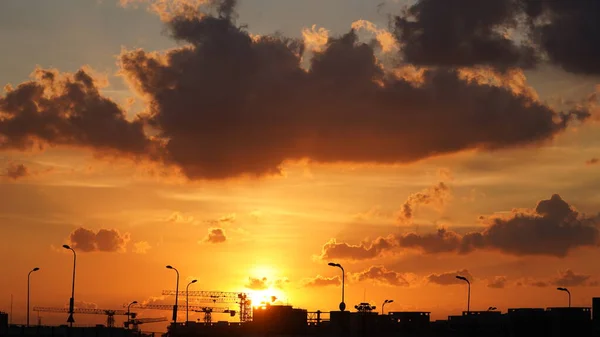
0,1,591,180
394,0,600,74
0,68,150,155
320,194,600,259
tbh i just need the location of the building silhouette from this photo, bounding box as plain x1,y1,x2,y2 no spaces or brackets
3,299,600,337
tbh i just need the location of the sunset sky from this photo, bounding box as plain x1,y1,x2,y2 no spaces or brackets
1,0,600,331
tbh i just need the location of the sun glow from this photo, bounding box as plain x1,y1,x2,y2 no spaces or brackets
246,265,288,308
249,288,286,308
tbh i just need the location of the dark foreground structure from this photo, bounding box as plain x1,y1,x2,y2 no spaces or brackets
4,298,600,337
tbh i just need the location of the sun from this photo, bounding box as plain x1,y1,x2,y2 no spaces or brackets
246,265,288,307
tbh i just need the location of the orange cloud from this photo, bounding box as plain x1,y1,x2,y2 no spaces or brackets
320,194,600,259
203,228,226,244
67,227,131,253
301,275,341,288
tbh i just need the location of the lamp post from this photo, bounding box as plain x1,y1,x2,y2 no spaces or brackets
126,301,138,328
328,262,345,311
27,267,40,327
557,287,571,307
186,280,197,324
63,245,76,327
456,275,470,313
166,265,180,325
381,299,393,315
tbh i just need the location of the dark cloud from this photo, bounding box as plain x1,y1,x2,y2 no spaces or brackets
398,182,450,223
204,228,226,243
393,0,537,69
117,4,585,180
586,158,599,166
4,163,29,180
245,277,268,290
487,276,508,289
0,1,590,180
0,68,151,156
302,275,341,288
353,266,409,287
552,269,591,287
427,269,472,285
68,227,130,253
392,0,600,75
320,194,600,259
528,1,600,75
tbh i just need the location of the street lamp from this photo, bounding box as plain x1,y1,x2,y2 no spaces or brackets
186,279,197,324
126,301,138,328
456,275,470,313
166,265,180,325
63,244,76,327
328,262,345,311
557,287,571,307
27,267,40,327
382,299,393,315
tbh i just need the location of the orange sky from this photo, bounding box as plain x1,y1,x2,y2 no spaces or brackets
1,0,600,332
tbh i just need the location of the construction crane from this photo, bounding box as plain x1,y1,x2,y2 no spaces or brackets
33,307,127,328
125,304,235,323
162,290,252,322
193,307,235,324
125,313,168,331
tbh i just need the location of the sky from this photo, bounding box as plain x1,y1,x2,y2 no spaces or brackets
1,0,600,331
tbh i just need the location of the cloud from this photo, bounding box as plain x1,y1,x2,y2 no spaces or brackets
4,163,29,180
392,0,600,75
528,1,600,75
206,213,236,225
0,68,152,157
72,300,98,309
487,276,508,289
273,278,290,289
203,228,226,243
245,277,268,290
393,0,537,69
530,281,548,288
552,269,591,287
120,0,209,21
351,20,398,53
354,206,385,221
352,266,410,287
320,194,600,259
524,270,593,288
133,241,152,254
67,227,131,253
398,182,451,223
167,212,195,223
116,3,586,180
244,276,288,290
302,275,341,288
0,1,590,180
318,237,394,261
586,158,599,166
427,269,473,285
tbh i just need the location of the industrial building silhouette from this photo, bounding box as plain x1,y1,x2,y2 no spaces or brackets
3,297,600,337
